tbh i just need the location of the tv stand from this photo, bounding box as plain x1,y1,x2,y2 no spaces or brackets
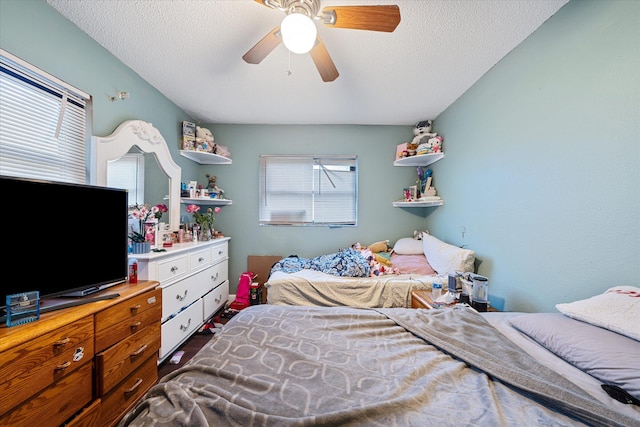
0,281,161,426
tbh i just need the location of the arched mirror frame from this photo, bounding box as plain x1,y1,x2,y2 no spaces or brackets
91,120,181,231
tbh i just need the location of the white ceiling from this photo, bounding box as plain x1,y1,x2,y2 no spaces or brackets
46,0,569,126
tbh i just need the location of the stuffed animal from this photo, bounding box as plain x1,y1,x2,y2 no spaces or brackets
196,126,216,153
367,240,390,253
205,174,225,198
429,136,443,153
411,120,438,148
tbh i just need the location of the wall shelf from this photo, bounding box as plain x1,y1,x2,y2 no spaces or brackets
179,150,232,165
181,197,232,206
393,199,443,208
393,152,444,167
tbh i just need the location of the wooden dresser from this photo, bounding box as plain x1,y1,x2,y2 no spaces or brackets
0,281,161,427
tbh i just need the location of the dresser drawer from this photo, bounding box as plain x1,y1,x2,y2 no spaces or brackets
211,241,228,264
95,288,162,352
0,362,93,427
100,355,157,427
161,264,226,320
203,280,229,320
160,299,203,359
95,323,160,396
0,316,94,415
157,253,188,283
190,247,212,272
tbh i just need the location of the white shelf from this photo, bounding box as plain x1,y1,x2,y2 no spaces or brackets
393,199,443,208
181,197,232,206
179,150,232,165
393,152,444,167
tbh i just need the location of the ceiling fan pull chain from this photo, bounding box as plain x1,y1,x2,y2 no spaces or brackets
287,50,293,76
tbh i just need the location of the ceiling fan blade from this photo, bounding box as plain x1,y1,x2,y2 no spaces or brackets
310,36,339,82
242,27,282,64
322,5,401,32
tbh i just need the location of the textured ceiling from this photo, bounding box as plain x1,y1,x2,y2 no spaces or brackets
46,0,569,125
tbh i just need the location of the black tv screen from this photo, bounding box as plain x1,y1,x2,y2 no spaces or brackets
0,175,128,312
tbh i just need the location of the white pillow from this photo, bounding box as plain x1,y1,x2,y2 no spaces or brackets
555,286,640,341
393,237,424,255
421,233,475,274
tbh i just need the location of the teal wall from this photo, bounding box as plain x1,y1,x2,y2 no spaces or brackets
2,1,637,312
423,0,639,311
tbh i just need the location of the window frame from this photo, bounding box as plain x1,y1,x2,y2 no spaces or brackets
0,48,92,184
259,154,358,227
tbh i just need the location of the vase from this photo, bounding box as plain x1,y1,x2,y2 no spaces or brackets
131,242,151,254
198,227,211,241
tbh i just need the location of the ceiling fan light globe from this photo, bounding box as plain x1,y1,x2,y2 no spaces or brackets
281,13,317,54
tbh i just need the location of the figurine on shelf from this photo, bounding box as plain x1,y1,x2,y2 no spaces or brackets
206,174,225,199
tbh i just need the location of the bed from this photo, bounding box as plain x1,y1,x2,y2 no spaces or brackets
118,286,640,427
265,233,476,307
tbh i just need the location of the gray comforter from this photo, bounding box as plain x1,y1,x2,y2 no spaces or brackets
119,305,639,427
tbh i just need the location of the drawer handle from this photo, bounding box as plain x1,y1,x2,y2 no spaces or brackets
171,266,179,273
211,272,219,281
218,250,223,255
130,304,141,314
215,294,222,303
130,344,148,360
176,290,188,301
198,256,205,263
53,337,70,348
130,321,142,332
180,319,192,331
124,378,143,396
55,361,71,371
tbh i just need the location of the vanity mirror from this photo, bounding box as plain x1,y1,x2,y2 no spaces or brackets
91,120,181,231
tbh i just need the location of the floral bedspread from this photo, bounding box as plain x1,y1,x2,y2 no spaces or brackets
271,248,372,277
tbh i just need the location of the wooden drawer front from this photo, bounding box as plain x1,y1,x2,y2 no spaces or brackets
100,355,157,427
161,265,221,319
157,254,188,283
0,316,94,415
211,241,228,264
0,362,93,427
190,248,212,272
160,299,203,359
95,323,160,396
95,288,162,352
203,280,229,320
64,398,101,427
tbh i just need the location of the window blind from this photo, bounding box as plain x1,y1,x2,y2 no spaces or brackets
0,49,90,184
107,153,145,207
259,155,358,226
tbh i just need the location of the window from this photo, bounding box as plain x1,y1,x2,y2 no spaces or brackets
0,49,91,184
259,155,358,226
106,152,145,207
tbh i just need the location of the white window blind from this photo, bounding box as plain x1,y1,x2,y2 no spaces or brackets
107,153,145,207
0,49,90,184
259,155,358,226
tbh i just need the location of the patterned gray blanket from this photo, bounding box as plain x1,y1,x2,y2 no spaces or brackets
119,305,639,427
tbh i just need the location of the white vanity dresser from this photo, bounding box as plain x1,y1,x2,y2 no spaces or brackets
132,238,230,362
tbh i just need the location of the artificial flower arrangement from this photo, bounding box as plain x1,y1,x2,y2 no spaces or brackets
186,204,221,238
129,203,168,243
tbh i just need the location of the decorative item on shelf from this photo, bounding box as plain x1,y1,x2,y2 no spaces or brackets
206,174,226,199
181,121,196,151
195,126,216,154
397,120,444,158
129,203,168,252
186,204,222,241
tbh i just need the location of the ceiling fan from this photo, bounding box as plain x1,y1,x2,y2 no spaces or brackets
243,0,401,82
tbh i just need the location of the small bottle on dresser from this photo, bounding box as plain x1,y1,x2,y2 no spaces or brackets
432,282,442,300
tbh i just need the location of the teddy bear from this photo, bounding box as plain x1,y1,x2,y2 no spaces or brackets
196,126,216,153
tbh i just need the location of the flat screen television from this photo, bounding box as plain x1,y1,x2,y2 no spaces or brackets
0,175,129,317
